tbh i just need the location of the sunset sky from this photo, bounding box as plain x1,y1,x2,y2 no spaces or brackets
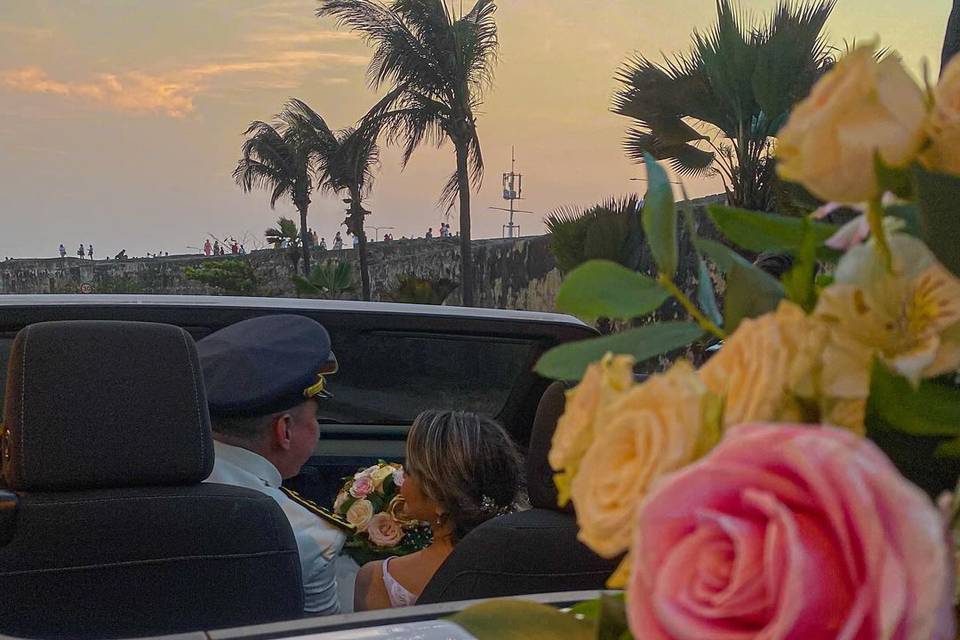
0,0,951,258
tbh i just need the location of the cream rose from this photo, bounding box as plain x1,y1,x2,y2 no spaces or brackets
345,499,374,531
549,352,635,475
924,54,960,176
777,45,926,203
700,301,829,429
366,513,405,547
370,464,395,486
570,361,719,558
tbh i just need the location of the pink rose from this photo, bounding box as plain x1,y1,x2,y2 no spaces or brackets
350,476,374,499
629,424,955,640
392,468,405,488
366,513,404,548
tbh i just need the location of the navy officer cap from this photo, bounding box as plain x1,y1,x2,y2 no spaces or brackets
197,314,337,417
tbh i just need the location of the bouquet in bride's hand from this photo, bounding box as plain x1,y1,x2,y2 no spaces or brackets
333,461,432,565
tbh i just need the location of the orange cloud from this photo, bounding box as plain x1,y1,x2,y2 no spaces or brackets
2,67,195,117
1,46,368,117
183,50,368,78
247,30,360,46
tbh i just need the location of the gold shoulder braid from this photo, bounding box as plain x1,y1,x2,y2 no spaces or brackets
280,487,355,532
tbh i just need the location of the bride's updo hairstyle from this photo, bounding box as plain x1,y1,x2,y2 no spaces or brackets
404,410,524,543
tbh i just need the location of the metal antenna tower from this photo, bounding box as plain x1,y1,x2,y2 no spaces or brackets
489,147,533,238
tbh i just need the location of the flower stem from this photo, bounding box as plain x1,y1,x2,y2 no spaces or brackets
658,274,727,340
867,197,893,272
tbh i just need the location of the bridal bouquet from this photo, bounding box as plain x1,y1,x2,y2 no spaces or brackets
333,461,431,565
448,43,960,639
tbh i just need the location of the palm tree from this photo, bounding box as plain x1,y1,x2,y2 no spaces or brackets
316,0,499,307
544,196,644,274
383,274,458,305
280,99,381,301
292,260,356,299
265,216,303,273
612,0,835,211
234,112,316,275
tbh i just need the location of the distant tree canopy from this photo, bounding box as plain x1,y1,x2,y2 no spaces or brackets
292,260,356,300
184,259,258,296
383,275,458,305
545,196,644,274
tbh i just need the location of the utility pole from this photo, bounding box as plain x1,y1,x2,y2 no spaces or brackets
489,147,533,238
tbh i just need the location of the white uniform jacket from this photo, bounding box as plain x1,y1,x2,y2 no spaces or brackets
206,441,346,615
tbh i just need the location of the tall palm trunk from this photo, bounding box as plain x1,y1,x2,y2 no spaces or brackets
944,0,960,74
296,201,311,276
455,141,474,307
351,188,372,301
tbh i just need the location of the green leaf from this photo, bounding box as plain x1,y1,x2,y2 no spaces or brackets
875,152,913,200
448,600,595,640
707,204,838,254
693,237,752,272
693,237,785,332
567,599,601,621
867,360,960,438
913,165,960,278
597,594,630,640
642,154,678,278
935,437,960,458
865,359,960,496
534,322,705,381
884,203,922,238
724,260,785,333
781,218,817,312
696,256,723,327
556,260,669,323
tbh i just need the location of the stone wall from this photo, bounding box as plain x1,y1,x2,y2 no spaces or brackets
0,196,726,315
0,235,565,312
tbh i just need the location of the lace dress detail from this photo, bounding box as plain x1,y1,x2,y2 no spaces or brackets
381,556,417,608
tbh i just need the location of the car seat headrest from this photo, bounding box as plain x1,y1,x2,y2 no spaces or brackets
526,381,574,513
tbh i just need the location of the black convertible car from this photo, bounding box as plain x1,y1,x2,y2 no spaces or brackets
0,295,617,639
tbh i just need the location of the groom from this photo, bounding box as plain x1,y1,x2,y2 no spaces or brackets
198,314,347,616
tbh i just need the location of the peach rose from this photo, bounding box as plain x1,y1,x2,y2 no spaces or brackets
366,513,404,547
629,424,955,640
345,499,373,531
777,45,926,203
700,301,829,429
924,54,960,176
549,352,635,476
570,362,720,558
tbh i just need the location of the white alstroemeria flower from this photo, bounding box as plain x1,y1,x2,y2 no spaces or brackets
815,234,960,400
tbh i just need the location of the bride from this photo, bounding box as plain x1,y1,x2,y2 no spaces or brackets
353,409,524,610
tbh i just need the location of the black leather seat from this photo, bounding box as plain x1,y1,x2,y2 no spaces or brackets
418,381,620,603
0,320,304,638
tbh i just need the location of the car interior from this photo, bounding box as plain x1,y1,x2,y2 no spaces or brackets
0,301,615,637
0,320,304,638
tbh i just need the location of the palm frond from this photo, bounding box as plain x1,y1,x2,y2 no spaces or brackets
611,0,835,209
319,0,495,205
318,0,448,94
545,196,643,273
